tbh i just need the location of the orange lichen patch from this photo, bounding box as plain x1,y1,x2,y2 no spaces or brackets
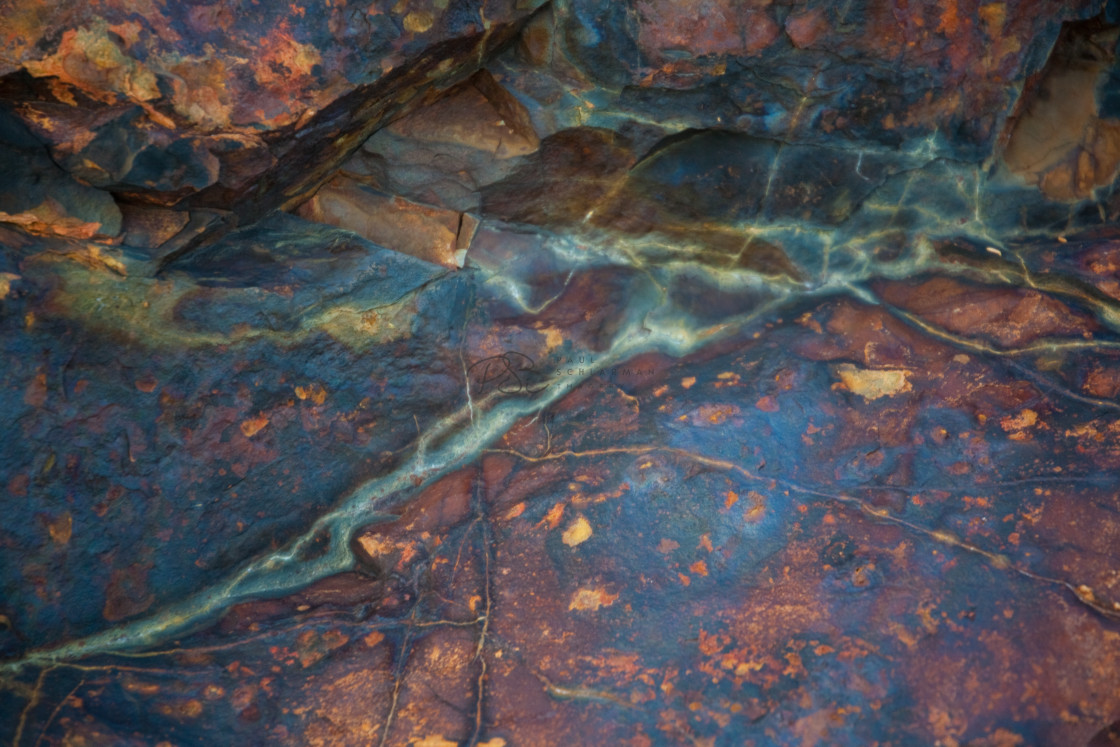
1000,409,1037,433
121,678,161,697
295,629,349,668
251,21,321,87
539,326,565,351
569,587,619,611
76,246,128,275
689,560,709,577
294,383,328,405
562,516,593,547
239,415,269,437
574,481,630,506
687,403,741,426
714,371,741,388
978,3,1007,37
748,497,766,526
697,628,727,656
681,376,696,389
351,531,421,575
540,501,566,529
157,699,204,719
163,56,235,130
935,0,963,36
734,660,764,676
796,311,824,334
657,538,680,553
961,495,993,510
503,501,527,520
724,491,739,509
23,22,161,104
135,375,159,393
783,651,806,678
0,204,104,240
356,534,395,559
411,736,457,747
363,631,385,648
403,11,435,33
48,512,73,545
833,363,912,401
0,273,18,300
754,395,779,412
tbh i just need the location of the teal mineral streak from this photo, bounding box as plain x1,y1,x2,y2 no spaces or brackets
0,247,689,671
5,177,1120,679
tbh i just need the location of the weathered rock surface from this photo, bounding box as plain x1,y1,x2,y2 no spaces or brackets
0,106,121,238
0,0,546,253
6,2,1120,746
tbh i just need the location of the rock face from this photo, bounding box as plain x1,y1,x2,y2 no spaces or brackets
0,0,545,255
0,107,121,238
5,2,1120,746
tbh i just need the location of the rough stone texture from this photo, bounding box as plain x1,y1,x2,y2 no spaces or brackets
0,0,546,252
5,1,1120,746
0,106,121,238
